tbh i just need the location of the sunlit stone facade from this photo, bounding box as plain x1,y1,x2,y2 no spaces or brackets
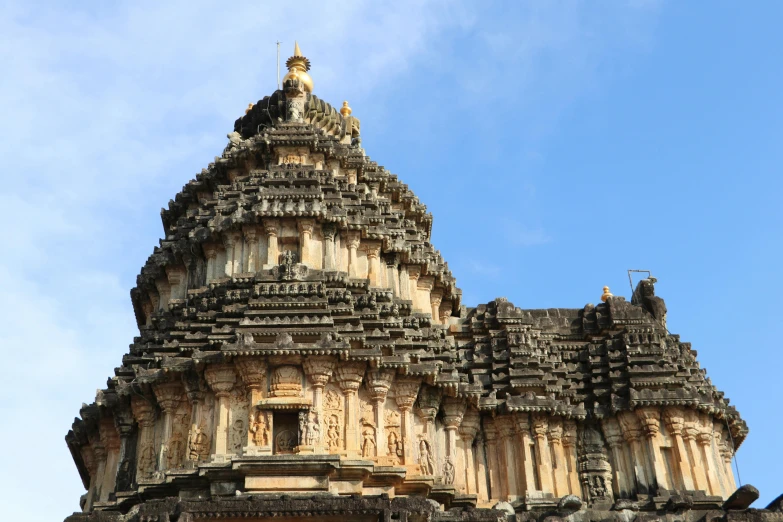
65,45,771,522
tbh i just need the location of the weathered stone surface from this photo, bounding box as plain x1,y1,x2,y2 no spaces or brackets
724,485,761,510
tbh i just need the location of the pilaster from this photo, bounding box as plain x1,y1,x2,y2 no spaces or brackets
204,364,237,461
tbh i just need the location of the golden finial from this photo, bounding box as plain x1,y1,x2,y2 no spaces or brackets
340,101,352,117
245,103,254,114
282,41,313,93
601,286,613,302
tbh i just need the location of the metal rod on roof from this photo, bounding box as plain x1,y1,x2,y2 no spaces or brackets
276,40,281,90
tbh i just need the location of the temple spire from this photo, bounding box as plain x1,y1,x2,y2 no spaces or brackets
283,41,313,93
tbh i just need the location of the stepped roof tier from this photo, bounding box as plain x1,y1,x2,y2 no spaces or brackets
64,44,773,522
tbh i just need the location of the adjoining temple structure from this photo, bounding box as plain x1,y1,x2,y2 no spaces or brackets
64,44,775,522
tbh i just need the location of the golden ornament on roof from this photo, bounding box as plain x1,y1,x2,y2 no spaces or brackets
601,286,613,302
340,101,352,117
282,41,313,93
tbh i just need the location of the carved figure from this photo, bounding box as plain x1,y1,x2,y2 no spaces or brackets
418,439,434,475
167,433,184,468
271,365,302,397
299,411,308,445
306,412,320,446
362,426,376,457
139,445,156,477
189,425,209,461
250,410,270,446
326,415,341,451
443,457,455,485
591,475,608,498
275,429,296,453
387,431,399,457
325,390,341,410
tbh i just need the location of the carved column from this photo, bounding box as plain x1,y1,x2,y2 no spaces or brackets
304,356,337,452
459,408,480,494
153,382,183,471
98,419,121,501
496,416,519,500
439,303,452,326
697,419,722,496
682,410,708,492
131,396,156,479
113,407,136,492
235,357,268,405
398,265,410,300
89,434,107,506
204,364,236,461
483,419,503,500
165,266,187,301
367,369,395,456
364,243,381,287
532,414,554,494
417,276,434,317
80,445,98,511
243,227,258,273
335,361,366,455
474,431,490,502
394,377,421,466
602,417,631,498
346,231,361,278
203,244,218,282
264,219,280,267
406,266,421,310
663,407,696,490
514,413,537,496
154,278,171,312
298,219,314,266
416,385,441,440
548,418,568,497
715,422,736,493
442,397,466,487
637,407,671,490
562,420,581,495
322,224,336,270
618,411,651,495
223,232,239,276
429,288,443,325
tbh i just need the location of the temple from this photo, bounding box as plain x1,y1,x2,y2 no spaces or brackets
64,44,777,522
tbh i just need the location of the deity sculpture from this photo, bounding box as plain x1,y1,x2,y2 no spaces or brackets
188,425,209,461
306,412,320,446
362,426,376,457
418,439,434,475
443,457,455,485
326,415,341,451
250,411,270,446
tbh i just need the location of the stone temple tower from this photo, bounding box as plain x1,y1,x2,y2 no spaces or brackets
64,44,775,522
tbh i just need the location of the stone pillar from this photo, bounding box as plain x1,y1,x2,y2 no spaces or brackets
682,411,709,492
365,243,381,287
459,408,480,494
204,364,236,461
303,356,337,432
399,265,410,300
618,411,651,496
131,396,156,480
89,435,107,506
429,288,443,325
532,414,554,494
223,232,240,276
442,397,466,487
394,377,421,466
243,227,258,273
496,416,519,500
474,431,490,502
697,423,722,496
203,244,218,283
153,382,183,471
165,266,187,301
406,266,421,309
513,413,536,496
235,357,268,405
367,369,395,456
416,385,441,441
113,407,136,492
264,219,280,267
717,425,736,493
298,219,314,266
154,278,171,312
335,361,366,456
417,276,434,316
346,231,361,278
322,224,336,270
439,303,452,326
602,417,630,498
562,420,581,495
637,407,671,490
548,418,568,497
663,407,696,490
483,419,503,500
98,419,121,501
80,445,97,511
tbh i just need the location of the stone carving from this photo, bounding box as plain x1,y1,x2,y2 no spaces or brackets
230,419,245,453
188,425,210,461
324,389,342,411
250,410,271,446
270,365,302,397
275,429,296,454
326,414,341,451
443,457,455,485
306,412,321,446
418,438,434,475
362,426,376,457
138,445,156,479
387,430,402,460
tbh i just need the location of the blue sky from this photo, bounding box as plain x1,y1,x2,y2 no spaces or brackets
1,1,781,519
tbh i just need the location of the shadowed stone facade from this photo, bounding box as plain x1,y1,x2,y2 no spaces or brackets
64,44,779,522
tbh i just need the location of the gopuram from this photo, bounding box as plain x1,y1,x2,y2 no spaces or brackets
64,44,779,522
